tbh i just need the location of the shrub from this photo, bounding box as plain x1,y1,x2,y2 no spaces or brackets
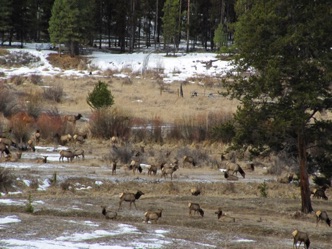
0,167,14,193
26,93,42,119
89,107,131,139
43,83,64,103
29,74,43,85
0,85,19,117
87,81,114,109
25,194,34,213
36,109,64,140
258,181,268,198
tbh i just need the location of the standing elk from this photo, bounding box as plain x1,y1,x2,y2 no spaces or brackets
118,190,144,210
161,164,178,180
292,229,310,249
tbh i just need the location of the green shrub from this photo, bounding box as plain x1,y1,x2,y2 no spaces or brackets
87,81,114,109
258,181,268,198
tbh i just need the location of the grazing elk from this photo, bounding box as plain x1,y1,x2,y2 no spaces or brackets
315,210,331,227
225,162,245,178
292,229,310,249
118,190,144,210
59,150,75,162
73,149,85,160
311,185,329,200
188,202,204,217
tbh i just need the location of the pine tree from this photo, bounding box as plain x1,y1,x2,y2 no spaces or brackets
0,0,13,45
162,0,179,54
221,0,332,213
48,0,95,56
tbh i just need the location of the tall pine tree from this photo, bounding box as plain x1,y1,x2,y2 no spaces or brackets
221,0,332,213
48,0,95,56
0,0,13,45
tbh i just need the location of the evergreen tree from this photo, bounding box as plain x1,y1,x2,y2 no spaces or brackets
221,0,332,213
87,81,114,109
48,0,95,56
162,0,179,54
0,0,13,45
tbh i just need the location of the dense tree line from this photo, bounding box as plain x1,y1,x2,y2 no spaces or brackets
0,0,236,54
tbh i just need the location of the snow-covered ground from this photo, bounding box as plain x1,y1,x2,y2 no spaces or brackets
0,43,234,83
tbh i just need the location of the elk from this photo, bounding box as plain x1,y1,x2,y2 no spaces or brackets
147,164,158,176
63,113,82,124
144,209,163,223
129,160,142,174
118,190,144,210
190,187,201,196
59,150,75,162
73,149,85,160
292,229,310,249
315,210,331,227
224,171,239,181
0,142,10,158
188,202,204,217
225,162,245,178
215,207,224,219
161,164,178,180
54,133,72,146
101,206,117,219
183,155,196,167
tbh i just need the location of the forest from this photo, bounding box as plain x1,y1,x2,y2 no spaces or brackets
0,0,236,54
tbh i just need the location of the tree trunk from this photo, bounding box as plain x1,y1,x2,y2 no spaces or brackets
298,128,313,214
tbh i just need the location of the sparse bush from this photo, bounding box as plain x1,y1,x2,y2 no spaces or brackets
26,93,42,119
29,179,39,190
10,75,25,85
0,167,14,193
0,85,19,117
87,81,114,109
29,74,43,85
60,181,72,191
43,83,64,103
25,194,34,213
89,107,131,139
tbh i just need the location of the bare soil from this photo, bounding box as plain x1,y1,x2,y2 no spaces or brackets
1,75,332,248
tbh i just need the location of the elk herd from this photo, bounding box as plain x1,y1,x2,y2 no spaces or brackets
1,112,331,248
